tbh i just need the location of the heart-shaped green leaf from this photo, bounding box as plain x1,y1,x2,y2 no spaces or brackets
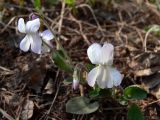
66,96,99,114
127,104,144,120
124,85,147,100
52,50,73,73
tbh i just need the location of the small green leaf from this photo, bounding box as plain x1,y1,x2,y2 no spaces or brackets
145,25,160,37
89,88,111,98
118,96,128,105
124,85,147,100
65,0,75,7
127,104,144,120
89,88,100,98
52,50,73,73
86,63,95,71
87,0,96,6
33,0,41,10
145,25,160,32
66,96,99,114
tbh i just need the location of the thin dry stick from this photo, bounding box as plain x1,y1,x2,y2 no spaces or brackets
0,16,17,33
44,70,61,120
68,14,91,45
0,108,15,120
145,1,160,19
144,99,160,108
127,25,144,46
144,26,156,52
0,66,12,72
76,4,105,36
77,20,91,45
0,15,28,33
122,22,148,51
79,21,91,45
45,84,61,120
58,0,65,34
0,66,14,75
116,22,125,43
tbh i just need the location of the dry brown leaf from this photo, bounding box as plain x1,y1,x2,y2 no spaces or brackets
150,84,160,99
130,53,160,71
142,73,160,90
134,66,160,77
21,100,34,120
142,73,160,99
44,78,54,94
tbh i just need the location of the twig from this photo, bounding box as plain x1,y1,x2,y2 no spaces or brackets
76,4,105,36
145,1,160,19
43,70,60,120
46,83,60,115
0,16,17,33
144,99,160,108
58,0,65,34
144,26,155,52
0,108,15,120
68,14,91,45
0,66,12,72
0,66,14,75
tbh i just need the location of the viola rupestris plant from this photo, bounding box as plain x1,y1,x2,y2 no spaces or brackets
17,15,146,118
66,43,124,115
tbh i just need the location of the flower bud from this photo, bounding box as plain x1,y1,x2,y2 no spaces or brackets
72,69,79,90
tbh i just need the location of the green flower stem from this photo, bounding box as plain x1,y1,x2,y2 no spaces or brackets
43,19,71,59
33,12,73,72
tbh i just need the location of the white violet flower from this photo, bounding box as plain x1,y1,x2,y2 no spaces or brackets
18,18,42,54
18,18,54,54
87,43,123,89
